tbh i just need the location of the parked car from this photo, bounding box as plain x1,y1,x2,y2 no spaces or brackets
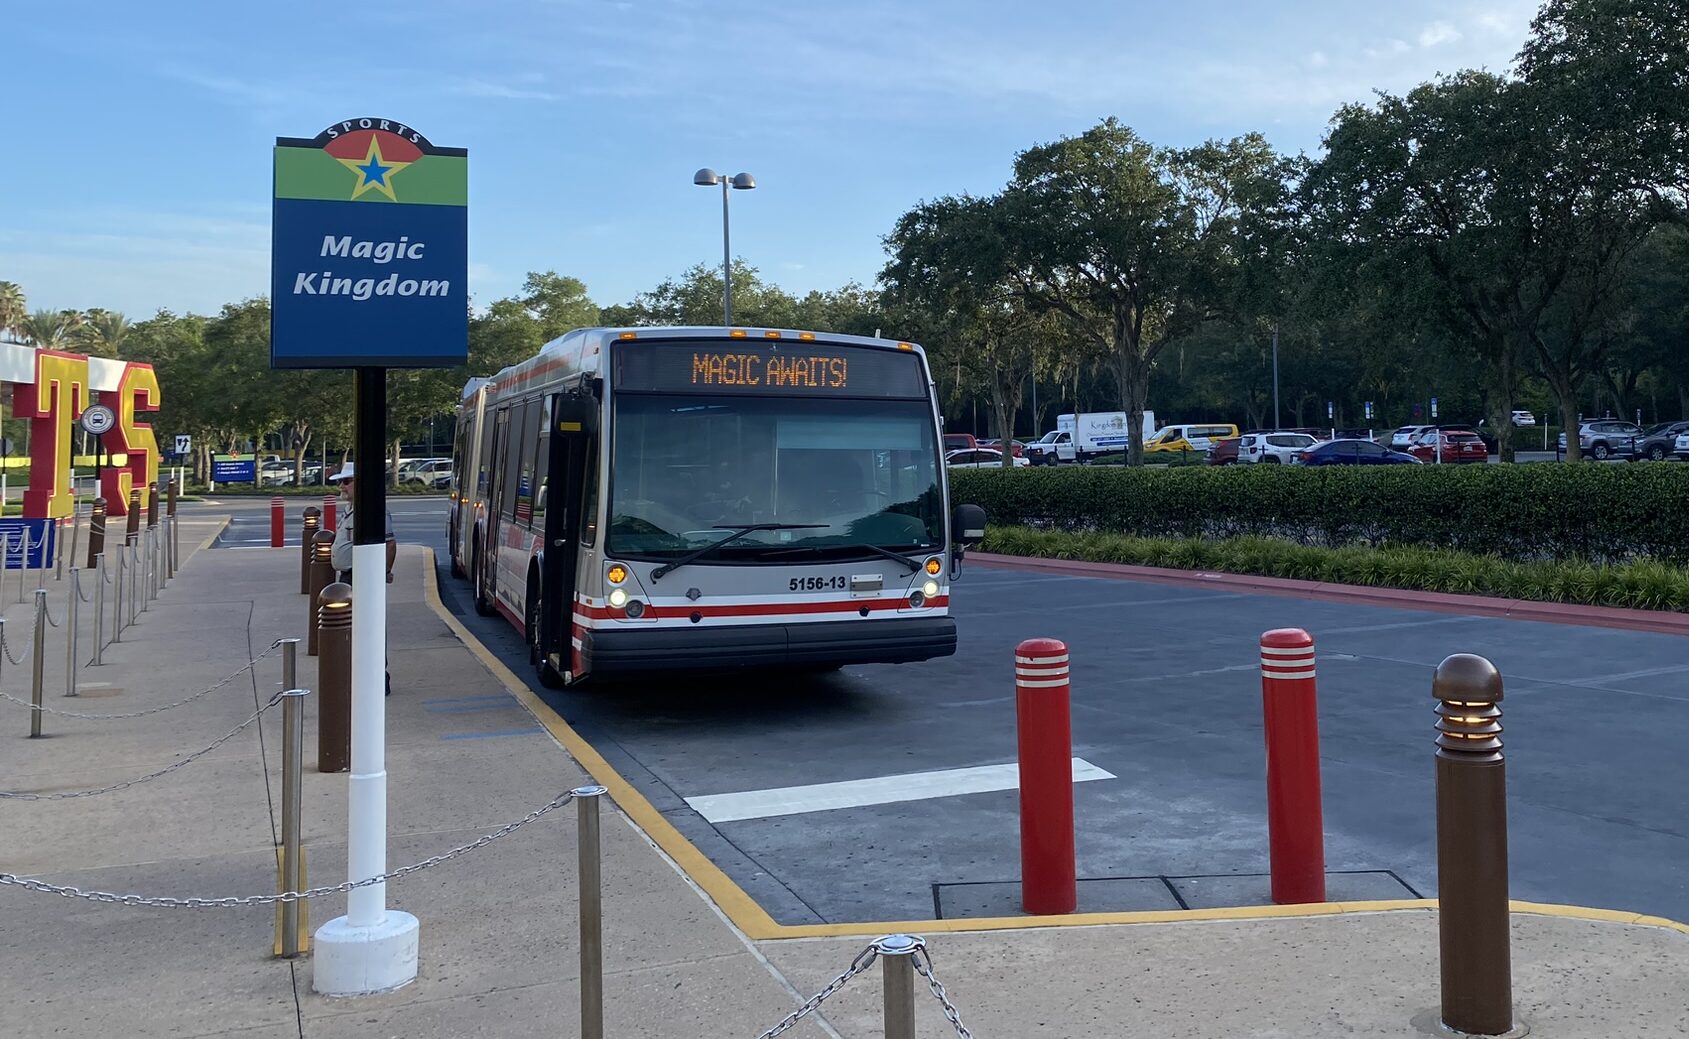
1024,430,1072,465
977,438,1026,458
1389,425,1433,450
258,459,295,486
1632,421,1689,461
1296,439,1422,466
1559,420,1643,460
945,448,1029,469
1238,431,1318,464
1511,411,1538,427
405,459,453,486
1206,437,1242,465
942,433,978,454
1143,423,1241,454
1408,429,1489,464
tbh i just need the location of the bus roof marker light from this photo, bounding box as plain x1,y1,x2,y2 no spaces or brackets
798,332,816,340
618,331,637,340
729,329,748,338
764,330,781,339
897,343,915,351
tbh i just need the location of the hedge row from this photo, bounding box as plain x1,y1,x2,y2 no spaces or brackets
951,463,1689,563
983,526,1689,612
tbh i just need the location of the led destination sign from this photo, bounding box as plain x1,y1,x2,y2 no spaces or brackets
615,341,927,398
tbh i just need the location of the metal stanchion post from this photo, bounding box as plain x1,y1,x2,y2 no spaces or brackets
65,567,79,697
317,585,352,772
167,480,178,577
876,935,921,1039
129,543,140,624
92,553,105,664
67,501,82,584
1434,654,1515,1037
112,545,124,642
87,496,107,570
575,785,607,1039
136,540,148,614
279,686,309,958
30,590,46,739
299,507,321,594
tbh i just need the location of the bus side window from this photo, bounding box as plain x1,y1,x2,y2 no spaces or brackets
580,440,599,547
509,400,535,523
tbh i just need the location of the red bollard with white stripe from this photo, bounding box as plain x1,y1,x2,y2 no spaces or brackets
1260,628,1326,904
1015,637,1077,915
322,493,336,532
270,495,285,548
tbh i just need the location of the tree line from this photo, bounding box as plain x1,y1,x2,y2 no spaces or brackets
3,0,1685,471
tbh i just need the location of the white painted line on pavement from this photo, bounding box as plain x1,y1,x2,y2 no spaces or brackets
685,757,1114,823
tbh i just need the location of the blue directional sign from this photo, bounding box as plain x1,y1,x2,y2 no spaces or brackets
0,518,55,569
271,118,468,369
212,455,257,483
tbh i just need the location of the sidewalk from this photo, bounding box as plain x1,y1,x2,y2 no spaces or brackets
1,527,1685,1038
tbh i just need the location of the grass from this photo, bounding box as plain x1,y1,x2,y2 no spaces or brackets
983,526,1689,613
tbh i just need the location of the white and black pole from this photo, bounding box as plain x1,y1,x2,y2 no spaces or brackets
313,367,419,993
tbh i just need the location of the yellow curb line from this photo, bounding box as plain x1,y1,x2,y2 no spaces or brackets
194,516,231,555
418,548,1689,943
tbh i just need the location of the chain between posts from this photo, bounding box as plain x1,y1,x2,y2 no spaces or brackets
0,690,286,800
0,639,283,719
912,945,975,1039
0,788,578,901
1,626,27,666
72,569,91,604
751,937,975,1039
42,597,60,628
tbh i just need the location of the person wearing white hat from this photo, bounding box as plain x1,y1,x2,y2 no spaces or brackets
328,462,396,695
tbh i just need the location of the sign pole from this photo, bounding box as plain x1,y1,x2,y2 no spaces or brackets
313,366,418,993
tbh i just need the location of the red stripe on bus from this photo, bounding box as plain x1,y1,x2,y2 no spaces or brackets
572,595,949,621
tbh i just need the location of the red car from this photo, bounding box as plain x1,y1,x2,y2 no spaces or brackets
1206,437,1241,465
979,438,1026,458
943,433,978,454
1408,429,1489,463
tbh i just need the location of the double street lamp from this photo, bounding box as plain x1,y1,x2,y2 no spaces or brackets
693,168,756,325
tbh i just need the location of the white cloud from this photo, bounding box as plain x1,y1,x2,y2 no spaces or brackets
448,78,558,102
1308,51,1330,69
1418,21,1462,47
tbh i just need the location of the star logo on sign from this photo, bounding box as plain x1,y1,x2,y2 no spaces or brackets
337,135,412,201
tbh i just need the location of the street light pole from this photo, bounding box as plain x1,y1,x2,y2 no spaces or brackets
1272,324,1281,430
694,168,756,327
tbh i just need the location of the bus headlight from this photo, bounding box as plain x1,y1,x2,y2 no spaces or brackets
908,590,926,609
608,588,628,609
922,579,940,598
624,599,645,619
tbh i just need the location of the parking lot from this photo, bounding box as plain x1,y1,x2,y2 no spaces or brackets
435,538,1689,927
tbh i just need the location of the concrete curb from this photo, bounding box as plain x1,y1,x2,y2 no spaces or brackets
971,552,1689,636
421,549,1689,942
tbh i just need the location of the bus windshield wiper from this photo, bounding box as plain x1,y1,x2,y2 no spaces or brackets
758,542,925,575
650,523,826,581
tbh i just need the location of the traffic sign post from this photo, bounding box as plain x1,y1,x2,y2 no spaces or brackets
175,434,191,457
274,116,467,997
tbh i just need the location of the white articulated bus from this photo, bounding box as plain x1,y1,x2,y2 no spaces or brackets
447,326,986,687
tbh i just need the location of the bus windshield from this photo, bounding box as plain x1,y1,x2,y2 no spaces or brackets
608,394,943,560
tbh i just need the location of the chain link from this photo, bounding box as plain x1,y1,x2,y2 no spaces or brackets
0,690,285,800
72,569,91,604
1,626,27,666
42,596,60,628
913,946,975,1039
0,640,282,720
753,942,880,1039
0,789,578,904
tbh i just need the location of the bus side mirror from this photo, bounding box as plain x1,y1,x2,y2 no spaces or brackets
953,503,987,547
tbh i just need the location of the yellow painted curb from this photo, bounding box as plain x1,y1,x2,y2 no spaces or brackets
417,549,1689,944
194,516,231,555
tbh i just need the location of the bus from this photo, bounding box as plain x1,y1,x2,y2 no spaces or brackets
447,326,986,687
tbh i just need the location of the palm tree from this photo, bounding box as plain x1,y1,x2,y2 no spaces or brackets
17,308,80,349
0,283,23,341
77,309,130,358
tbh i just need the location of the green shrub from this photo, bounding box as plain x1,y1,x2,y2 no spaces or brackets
951,462,1689,563
980,526,1689,612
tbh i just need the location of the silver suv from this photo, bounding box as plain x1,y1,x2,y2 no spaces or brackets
1558,420,1642,460
1239,431,1318,464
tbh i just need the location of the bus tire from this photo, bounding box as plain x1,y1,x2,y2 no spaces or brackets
471,539,495,617
528,573,564,689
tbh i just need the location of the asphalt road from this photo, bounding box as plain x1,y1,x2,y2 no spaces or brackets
205,495,1689,926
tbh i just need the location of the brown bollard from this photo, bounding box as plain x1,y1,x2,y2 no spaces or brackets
306,529,336,656
316,582,352,773
147,480,160,528
125,488,141,546
86,497,107,570
299,507,321,594
167,479,178,518
1433,654,1514,1038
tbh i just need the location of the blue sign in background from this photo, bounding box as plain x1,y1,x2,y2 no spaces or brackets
0,518,56,569
212,457,257,483
271,198,468,368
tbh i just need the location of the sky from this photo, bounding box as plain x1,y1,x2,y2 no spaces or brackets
2,0,1542,320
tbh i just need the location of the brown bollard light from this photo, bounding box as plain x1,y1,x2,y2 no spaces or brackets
86,497,107,570
306,529,336,656
299,507,321,594
125,488,142,546
1433,654,1515,1038
316,583,352,773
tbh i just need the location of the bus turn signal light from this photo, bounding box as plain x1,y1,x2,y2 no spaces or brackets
606,564,627,584
925,557,941,576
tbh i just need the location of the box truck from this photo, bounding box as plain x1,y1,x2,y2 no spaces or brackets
1026,411,1158,464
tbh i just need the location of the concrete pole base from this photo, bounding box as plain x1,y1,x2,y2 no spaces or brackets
311,910,420,996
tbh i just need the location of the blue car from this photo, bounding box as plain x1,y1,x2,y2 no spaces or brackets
1294,438,1422,465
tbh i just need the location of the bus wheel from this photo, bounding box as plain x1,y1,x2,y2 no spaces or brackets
528,578,564,689
471,541,494,617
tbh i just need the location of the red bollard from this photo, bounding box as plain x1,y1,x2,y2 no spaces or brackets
1261,628,1326,904
322,493,336,532
1015,637,1077,915
270,496,285,548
